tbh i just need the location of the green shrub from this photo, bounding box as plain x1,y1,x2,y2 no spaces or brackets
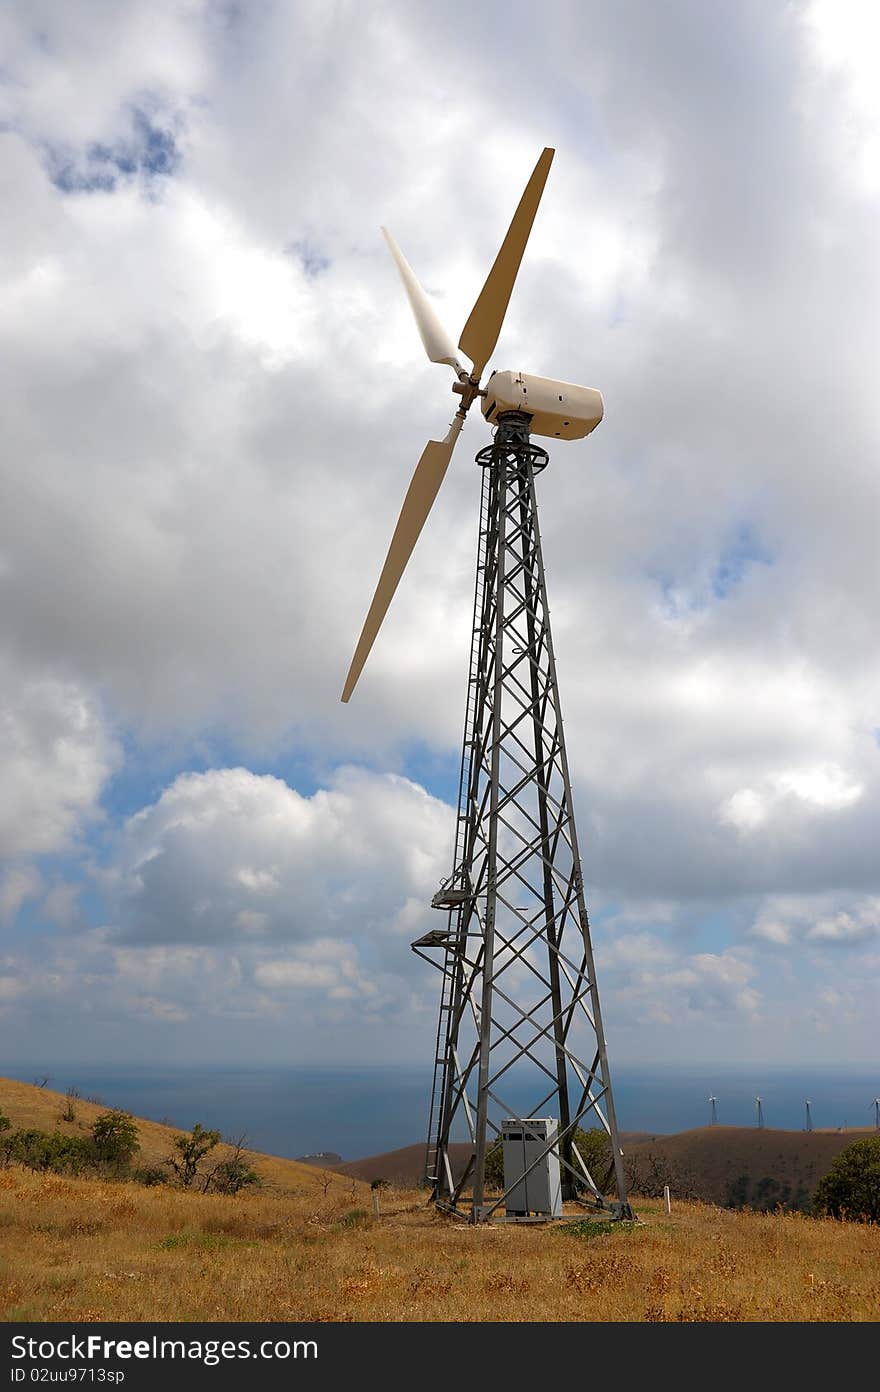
814,1136,880,1223
210,1155,260,1195
132,1165,168,1187
165,1124,221,1188
61,1088,80,1123
0,1110,11,1165
91,1110,140,1169
7,1129,93,1174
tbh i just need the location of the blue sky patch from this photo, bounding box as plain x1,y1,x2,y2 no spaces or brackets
711,521,772,599
47,107,180,194
651,519,772,617
287,239,331,277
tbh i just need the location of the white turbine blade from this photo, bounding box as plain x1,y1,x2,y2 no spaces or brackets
381,227,464,371
341,413,465,703
459,147,554,382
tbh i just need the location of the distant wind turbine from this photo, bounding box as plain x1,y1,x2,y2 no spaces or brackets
804,1099,812,1132
708,1094,718,1126
873,1098,880,1130
755,1095,764,1129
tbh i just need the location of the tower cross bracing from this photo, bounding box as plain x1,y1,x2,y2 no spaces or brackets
413,413,631,1221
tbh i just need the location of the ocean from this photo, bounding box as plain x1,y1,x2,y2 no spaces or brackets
5,1062,877,1160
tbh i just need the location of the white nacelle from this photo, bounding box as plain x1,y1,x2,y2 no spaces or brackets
481,370,604,442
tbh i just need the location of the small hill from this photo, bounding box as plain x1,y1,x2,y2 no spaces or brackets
334,1133,672,1188
0,1076,363,1202
335,1126,874,1208
625,1125,875,1208
333,1141,473,1186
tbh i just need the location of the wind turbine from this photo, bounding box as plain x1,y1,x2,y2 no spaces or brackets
873,1098,880,1130
342,149,631,1223
804,1099,812,1132
755,1095,764,1129
708,1094,718,1126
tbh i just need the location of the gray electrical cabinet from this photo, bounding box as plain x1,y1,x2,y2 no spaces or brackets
501,1117,562,1217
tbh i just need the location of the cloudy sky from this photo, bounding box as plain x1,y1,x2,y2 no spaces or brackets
1,0,878,1074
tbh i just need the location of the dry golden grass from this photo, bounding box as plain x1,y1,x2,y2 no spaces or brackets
2,1165,879,1323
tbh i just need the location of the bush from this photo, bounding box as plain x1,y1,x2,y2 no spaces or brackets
132,1165,168,1187
6,1129,93,1174
1,1109,139,1178
624,1150,699,1202
9,1129,55,1171
814,1136,880,1223
165,1124,221,1188
210,1155,260,1195
92,1111,140,1169
61,1087,80,1123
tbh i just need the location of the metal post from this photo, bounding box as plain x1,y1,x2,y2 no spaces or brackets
523,460,630,1214
471,448,507,1219
518,472,574,1198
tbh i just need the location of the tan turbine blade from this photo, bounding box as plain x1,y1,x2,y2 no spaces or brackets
458,147,554,382
341,415,465,703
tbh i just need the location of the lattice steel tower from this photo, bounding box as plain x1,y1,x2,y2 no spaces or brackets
341,147,632,1223
412,413,631,1221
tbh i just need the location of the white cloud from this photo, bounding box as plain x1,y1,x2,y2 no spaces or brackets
805,0,880,193
749,893,880,949
596,932,674,970
776,765,863,811
748,917,792,947
720,762,864,833
115,764,450,948
0,657,118,861
253,944,361,1000
0,1,206,148
807,907,880,945
721,788,768,832
598,936,760,1029
0,866,43,925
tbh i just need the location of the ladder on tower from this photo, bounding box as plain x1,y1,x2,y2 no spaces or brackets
423,467,491,1190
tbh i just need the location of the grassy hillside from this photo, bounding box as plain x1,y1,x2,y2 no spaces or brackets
1,1078,879,1322
0,1076,365,1201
